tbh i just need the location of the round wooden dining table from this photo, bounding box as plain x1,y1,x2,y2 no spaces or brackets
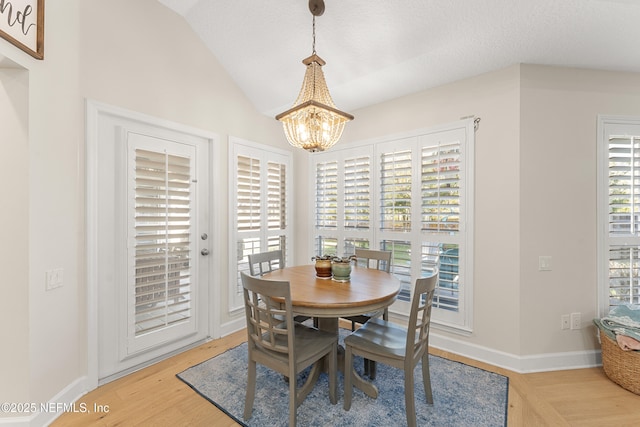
262,264,400,317
262,264,401,398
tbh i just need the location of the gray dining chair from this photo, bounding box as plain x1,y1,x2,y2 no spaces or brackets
344,248,392,329
248,249,284,276
241,272,338,427
248,249,313,325
342,248,392,378
343,273,438,427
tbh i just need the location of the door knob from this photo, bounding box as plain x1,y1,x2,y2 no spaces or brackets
201,248,210,256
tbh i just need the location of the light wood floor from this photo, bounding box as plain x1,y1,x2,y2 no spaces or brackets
53,327,640,427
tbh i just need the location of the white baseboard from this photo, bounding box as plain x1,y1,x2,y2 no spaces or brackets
430,332,602,373
0,376,90,427
219,317,245,338
0,415,31,426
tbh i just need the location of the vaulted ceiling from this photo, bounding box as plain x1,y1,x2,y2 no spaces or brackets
158,0,640,117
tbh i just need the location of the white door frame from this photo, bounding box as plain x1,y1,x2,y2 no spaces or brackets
85,100,221,390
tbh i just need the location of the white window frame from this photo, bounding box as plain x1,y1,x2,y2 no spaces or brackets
228,137,292,313
597,115,640,316
309,119,474,333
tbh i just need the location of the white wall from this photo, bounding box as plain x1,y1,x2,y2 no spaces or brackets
0,0,84,415
0,65,29,406
519,65,640,354
27,0,83,408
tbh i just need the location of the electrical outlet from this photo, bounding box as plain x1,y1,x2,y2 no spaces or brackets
570,312,581,330
561,314,570,330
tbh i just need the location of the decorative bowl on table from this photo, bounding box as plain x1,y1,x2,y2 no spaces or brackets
331,255,357,282
312,255,333,279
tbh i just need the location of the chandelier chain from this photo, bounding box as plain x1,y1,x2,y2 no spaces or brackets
312,15,316,55
311,15,317,98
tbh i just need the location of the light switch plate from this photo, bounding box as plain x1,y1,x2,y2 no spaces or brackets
45,268,64,290
539,256,552,271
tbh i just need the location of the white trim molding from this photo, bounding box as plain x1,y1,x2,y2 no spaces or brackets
430,332,601,374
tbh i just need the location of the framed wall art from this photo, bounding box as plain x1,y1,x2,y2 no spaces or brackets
0,0,44,59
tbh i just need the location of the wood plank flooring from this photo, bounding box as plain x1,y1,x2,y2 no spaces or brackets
52,328,640,426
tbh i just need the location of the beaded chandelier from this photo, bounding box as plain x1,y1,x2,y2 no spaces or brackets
275,0,353,152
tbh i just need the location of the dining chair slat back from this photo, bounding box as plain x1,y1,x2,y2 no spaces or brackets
241,273,338,427
248,249,313,325
355,248,392,273
248,250,284,276
343,273,438,427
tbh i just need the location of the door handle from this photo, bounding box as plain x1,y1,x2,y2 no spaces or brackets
201,248,210,256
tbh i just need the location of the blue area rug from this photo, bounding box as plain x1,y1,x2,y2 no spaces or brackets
177,332,508,426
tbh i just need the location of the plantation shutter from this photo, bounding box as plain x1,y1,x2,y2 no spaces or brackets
421,140,461,233
606,135,640,307
344,156,370,230
419,130,465,313
267,161,286,230
267,161,287,253
230,139,292,311
237,156,261,231
608,136,640,235
133,148,193,336
235,155,262,296
377,144,414,302
316,160,338,229
311,121,473,330
380,149,412,231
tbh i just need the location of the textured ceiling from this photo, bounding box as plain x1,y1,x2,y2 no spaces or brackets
158,0,640,117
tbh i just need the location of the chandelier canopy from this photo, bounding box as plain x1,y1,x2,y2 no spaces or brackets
275,0,353,152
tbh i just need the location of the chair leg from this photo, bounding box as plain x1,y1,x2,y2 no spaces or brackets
362,357,377,379
343,345,353,410
422,353,433,404
244,359,257,420
328,342,338,405
289,368,297,427
404,367,417,427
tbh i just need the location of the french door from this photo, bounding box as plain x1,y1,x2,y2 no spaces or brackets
90,104,212,383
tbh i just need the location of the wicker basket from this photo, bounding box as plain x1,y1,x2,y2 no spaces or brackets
599,329,640,395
